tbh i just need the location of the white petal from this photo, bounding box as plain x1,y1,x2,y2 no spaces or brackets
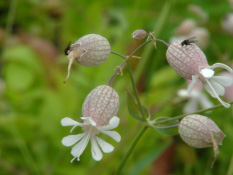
187,75,199,95
91,137,103,161
81,117,97,126
204,79,230,108
183,98,198,114
210,63,233,73
62,133,85,147
96,136,114,153
71,134,90,161
212,76,233,87
102,116,120,130
198,93,214,109
200,68,214,78
100,130,121,142
61,117,82,126
209,79,225,96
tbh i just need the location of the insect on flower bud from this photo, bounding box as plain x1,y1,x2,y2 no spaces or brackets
82,85,119,126
179,114,225,148
166,39,208,80
64,34,111,82
131,29,148,40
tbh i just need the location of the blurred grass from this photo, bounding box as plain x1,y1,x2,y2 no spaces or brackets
1,0,233,175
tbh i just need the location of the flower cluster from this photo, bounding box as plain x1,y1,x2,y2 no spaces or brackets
61,31,232,167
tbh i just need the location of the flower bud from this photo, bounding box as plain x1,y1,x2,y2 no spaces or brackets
174,19,196,35
221,13,233,35
166,40,208,80
64,34,111,82
82,85,119,126
179,114,225,148
131,29,148,40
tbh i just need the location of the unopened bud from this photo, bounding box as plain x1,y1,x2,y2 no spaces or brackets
179,114,225,167
221,13,233,35
131,29,148,40
64,34,111,82
179,114,225,148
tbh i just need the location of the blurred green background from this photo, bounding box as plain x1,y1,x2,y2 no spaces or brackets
1,0,233,175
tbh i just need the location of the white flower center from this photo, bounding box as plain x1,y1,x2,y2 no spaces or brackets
200,68,214,78
82,125,100,135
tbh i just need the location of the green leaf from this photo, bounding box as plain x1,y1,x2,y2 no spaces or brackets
127,92,150,122
130,140,172,175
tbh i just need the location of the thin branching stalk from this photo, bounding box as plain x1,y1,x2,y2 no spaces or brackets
153,101,233,125
127,60,146,120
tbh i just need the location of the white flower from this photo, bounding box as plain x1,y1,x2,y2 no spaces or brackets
61,116,121,162
188,63,233,108
178,87,213,114
166,40,233,108
61,85,121,162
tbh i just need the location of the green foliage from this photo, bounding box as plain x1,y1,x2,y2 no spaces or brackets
1,0,233,175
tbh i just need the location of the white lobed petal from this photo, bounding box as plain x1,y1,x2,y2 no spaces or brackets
187,75,199,95
209,79,225,96
101,116,120,130
200,68,214,78
61,117,82,126
96,136,114,153
91,137,103,161
198,93,214,109
210,63,233,73
204,79,230,108
100,130,121,142
183,98,198,114
212,76,233,87
71,134,90,161
61,133,85,147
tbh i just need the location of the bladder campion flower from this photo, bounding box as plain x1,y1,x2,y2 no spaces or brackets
179,114,225,167
61,85,120,162
166,39,233,108
64,34,111,82
177,81,213,114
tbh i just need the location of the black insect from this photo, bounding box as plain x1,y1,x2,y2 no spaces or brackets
64,41,71,55
181,37,198,46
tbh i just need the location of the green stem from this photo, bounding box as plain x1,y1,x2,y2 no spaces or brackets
2,0,17,54
127,60,146,120
153,101,233,125
116,125,148,175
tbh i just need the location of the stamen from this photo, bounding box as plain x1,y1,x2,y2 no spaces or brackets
64,57,75,83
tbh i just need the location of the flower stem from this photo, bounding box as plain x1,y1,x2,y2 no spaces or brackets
116,125,148,175
127,60,146,120
153,101,233,125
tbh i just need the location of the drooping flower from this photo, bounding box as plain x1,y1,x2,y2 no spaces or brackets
179,114,225,167
179,114,225,148
64,34,111,82
177,81,213,114
166,39,233,108
61,85,120,162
